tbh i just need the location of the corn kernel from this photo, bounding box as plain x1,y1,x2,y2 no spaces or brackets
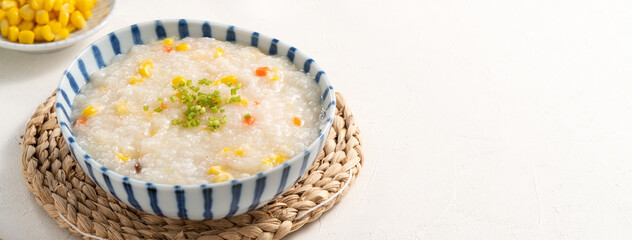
274,156,286,164
7,25,18,42
47,19,60,34
54,27,68,40
1,1,16,10
52,0,62,11
76,0,91,11
293,117,302,126
115,102,128,115
240,99,248,106
271,75,279,81
222,147,232,152
82,105,98,116
90,0,96,6
138,61,152,77
214,47,223,58
163,37,173,45
171,76,184,85
17,30,34,43
59,2,72,12
208,165,227,175
18,0,26,5
1,18,10,37
129,76,143,85
7,7,20,26
30,0,44,10
116,153,129,162
0,9,4,20
40,24,53,41
66,22,75,32
235,149,245,156
138,66,151,77
212,80,220,85
32,24,42,40
175,43,188,51
18,5,34,21
220,76,237,85
81,9,90,19
34,9,48,24
214,172,233,183
57,7,68,27
43,0,54,11
18,20,33,30
70,9,85,29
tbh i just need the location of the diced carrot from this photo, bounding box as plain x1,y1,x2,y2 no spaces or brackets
244,116,255,125
76,117,87,126
254,101,260,105
255,67,270,77
293,117,302,126
161,102,167,109
163,45,173,53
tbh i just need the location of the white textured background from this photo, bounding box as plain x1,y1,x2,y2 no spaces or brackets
2,0,632,239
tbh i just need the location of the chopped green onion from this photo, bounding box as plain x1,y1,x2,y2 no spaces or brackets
143,106,149,111
170,96,176,102
244,113,251,119
154,107,163,112
157,98,163,102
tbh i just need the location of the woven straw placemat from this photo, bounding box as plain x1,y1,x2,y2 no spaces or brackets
20,92,362,240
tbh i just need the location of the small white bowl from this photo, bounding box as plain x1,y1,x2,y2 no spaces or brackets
0,0,115,53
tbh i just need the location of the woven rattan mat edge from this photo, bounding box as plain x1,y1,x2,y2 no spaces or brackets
21,92,363,240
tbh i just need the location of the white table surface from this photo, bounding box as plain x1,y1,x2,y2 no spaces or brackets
2,0,632,239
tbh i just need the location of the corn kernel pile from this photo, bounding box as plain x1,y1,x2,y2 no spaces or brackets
0,0,96,44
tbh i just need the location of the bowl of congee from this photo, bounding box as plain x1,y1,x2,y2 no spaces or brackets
55,19,335,220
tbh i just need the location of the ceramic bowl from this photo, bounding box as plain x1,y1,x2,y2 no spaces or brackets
0,0,115,53
55,19,335,220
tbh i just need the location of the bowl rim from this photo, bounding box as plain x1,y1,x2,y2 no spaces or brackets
0,0,117,50
56,18,336,190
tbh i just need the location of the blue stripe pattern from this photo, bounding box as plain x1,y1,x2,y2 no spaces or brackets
147,183,164,216
109,33,121,55
175,186,188,219
59,121,73,136
225,182,242,217
131,25,143,45
226,26,235,42
251,32,259,47
276,164,291,197
83,155,96,181
55,103,71,122
287,47,296,62
269,39,278,55
303,58,314,73
123,178,143,211
78,60,90,82
101,168,120,200
58,89,71,108
55,20,336,220
202,22,212,38
325,100,336,112
321,85,331,102
315,71,325,83
299,150,311,177
248,174,266,211
66,72,79,94
155,21,166,39
91,45,105,69
178,19,189,39
202,185,213,219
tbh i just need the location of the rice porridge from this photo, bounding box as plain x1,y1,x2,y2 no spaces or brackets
71,37,323,185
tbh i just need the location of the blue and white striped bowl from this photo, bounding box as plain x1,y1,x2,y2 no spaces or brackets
55,19,335,220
